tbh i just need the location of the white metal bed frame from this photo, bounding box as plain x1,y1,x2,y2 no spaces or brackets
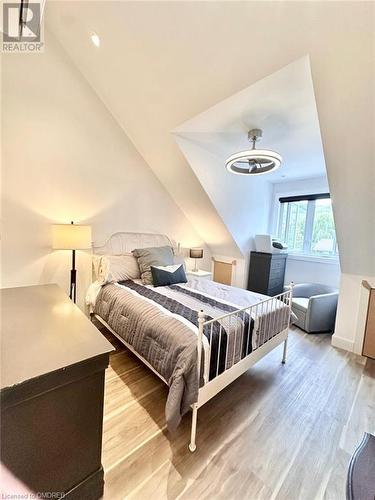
188,289,292,452
91,232,293,452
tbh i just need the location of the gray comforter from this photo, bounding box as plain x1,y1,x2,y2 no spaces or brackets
94,280,289,430
95,283,203,430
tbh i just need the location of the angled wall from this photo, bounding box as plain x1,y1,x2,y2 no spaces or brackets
1,30,210,308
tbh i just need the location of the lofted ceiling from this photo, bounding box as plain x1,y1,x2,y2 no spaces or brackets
173,56,327,252
174,56,326,184
46,1,375,275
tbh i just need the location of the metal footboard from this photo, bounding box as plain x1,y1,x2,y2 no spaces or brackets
189,285,294,452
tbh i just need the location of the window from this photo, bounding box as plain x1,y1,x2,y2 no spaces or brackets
277,193,338,258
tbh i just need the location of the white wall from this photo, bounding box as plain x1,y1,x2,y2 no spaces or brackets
332,274,375,354
1,31,210,308
284,258,340,289
175,136,273,256
269,176,341,288
174,136,273,287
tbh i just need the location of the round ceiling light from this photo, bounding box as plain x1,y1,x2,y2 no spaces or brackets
225,129,282,175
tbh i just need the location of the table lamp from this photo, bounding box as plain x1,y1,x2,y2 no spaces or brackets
189,248,203,272
52,221,92,303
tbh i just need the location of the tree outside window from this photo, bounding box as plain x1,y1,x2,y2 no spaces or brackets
277,194,338,258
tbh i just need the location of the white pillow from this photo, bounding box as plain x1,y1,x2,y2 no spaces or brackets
97,254,141,284
92,255,103,280
173,253,186,269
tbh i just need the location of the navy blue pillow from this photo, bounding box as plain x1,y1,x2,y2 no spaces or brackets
151,264,187,287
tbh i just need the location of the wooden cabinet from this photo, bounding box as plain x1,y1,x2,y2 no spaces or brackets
212,259,235,286
0,285,114,499
247,252,288,296
363,288,375,359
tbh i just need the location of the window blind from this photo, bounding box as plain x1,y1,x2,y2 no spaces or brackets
279,193,330,203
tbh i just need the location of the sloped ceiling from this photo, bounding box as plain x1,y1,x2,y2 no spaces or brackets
47,1,375,275
174,57,325,184
173,56,327,253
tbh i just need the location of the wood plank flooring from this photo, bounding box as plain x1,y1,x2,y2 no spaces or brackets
95,321,375,500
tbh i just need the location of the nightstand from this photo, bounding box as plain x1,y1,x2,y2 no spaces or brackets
186,270,213,280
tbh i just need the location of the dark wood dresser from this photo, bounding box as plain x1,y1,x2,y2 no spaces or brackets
247,251,288,296
1,284,114,499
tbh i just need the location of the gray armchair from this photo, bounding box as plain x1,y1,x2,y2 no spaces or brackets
289,283,338,333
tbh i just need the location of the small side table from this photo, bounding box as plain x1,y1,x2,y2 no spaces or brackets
186,270,213,281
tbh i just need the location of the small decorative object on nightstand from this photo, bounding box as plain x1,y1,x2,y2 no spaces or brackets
186,269,212,281
190,248,204,272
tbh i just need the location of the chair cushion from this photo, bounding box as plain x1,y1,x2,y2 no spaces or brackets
292,297,309,312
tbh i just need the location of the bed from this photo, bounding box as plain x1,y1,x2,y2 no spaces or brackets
86,232,293,452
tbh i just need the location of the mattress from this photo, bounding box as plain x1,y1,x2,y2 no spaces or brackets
91,277,290,430
93,278,288,381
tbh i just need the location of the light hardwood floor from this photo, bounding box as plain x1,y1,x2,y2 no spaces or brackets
95,321,375,500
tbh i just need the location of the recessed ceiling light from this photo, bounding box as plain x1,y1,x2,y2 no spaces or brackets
90,32,100,48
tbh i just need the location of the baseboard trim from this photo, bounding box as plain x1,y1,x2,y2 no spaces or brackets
331,334,355,352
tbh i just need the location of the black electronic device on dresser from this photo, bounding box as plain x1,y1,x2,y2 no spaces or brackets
247,251,288,296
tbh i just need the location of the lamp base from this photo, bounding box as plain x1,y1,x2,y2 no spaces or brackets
69,249,77,303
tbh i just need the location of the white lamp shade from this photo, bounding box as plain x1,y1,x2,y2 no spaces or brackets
52,224,92,250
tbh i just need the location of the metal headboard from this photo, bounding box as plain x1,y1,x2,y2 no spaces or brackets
92,231,176,255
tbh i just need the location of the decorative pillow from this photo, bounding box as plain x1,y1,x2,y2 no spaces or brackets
132,246,174,285
151,264,187,287
97,254,141,284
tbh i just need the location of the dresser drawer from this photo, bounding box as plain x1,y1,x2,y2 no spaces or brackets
268,285,284,296
270,259,285,272
269,276,284,289
269,266,285,280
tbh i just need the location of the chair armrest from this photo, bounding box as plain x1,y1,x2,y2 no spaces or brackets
290,283,313,298
310,292,338,306
306,293,338,332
